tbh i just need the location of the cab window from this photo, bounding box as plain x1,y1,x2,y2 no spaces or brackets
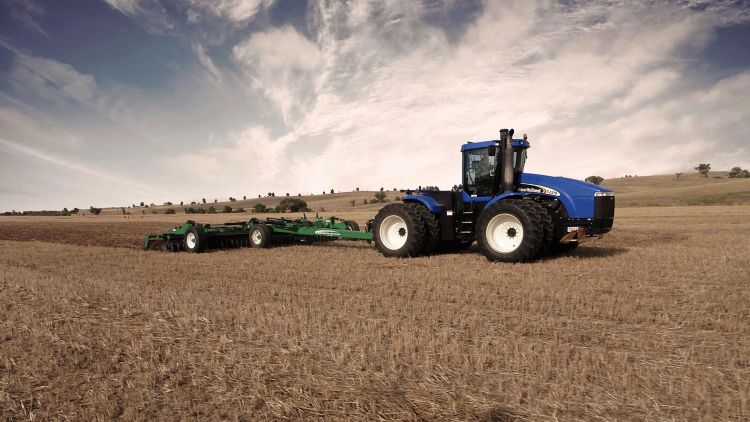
463,147,495,196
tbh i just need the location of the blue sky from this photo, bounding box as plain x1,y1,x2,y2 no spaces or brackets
1,0,749,211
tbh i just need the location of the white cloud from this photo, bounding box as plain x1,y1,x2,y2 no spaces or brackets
190,0,270,23
233,25,323,123
8,53,98,105
6,0,48,36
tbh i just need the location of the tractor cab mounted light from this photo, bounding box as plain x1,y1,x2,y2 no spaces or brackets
594,191,614,197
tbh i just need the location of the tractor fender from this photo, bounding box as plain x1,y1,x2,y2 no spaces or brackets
402,194,444,214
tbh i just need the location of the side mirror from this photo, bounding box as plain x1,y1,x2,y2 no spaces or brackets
488,145,496,156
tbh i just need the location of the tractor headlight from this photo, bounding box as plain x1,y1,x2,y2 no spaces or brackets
594,191,614,197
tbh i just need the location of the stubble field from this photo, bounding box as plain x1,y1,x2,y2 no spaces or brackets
1,205,749,420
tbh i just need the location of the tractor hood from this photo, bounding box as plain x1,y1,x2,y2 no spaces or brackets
518,173,612,218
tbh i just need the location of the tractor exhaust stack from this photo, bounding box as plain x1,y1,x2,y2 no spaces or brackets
501,128,515,194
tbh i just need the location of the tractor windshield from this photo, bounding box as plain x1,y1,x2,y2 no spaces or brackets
463,147,496,196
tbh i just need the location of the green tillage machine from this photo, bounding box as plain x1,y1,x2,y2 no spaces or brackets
144,216,373,253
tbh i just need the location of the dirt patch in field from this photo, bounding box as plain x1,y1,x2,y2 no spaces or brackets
0,221,181,249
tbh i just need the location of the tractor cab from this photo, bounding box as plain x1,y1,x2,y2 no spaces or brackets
461,135,530,198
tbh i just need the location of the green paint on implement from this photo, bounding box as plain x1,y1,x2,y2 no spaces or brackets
144,216,373,251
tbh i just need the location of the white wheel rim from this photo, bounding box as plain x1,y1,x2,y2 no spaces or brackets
186,232,197,249
251,230,262,245
486,213,523,253
379,215,408,250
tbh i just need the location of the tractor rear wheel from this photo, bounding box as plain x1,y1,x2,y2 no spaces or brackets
373,203,425,258
183,225,206,253
249,224,272,249
476,199,543,262
407,203,439,255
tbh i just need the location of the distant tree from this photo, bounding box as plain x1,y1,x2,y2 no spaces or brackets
163,202,172,206
140,202,145,207
190,201,197,205
71,208,79,214
694,163,711,177
675,172,683,180
322,191,326,195
223,205,233,213
214,199,217,203
297,193,301,197
165,208,176,214
355,187,359,192
258,194,262,198
202,198,207,204
253,203,268,213
330,188,335,194
234,207,245,213
286,193,290,197
243,195,246,200
229,197,236,202
350,199,356,207
279,198,308,212
373,191,387,203
363,199,368,205
180,201,183,206
380,187,384,192
744,170,750,178
89,206,102,215
585,176,604,185
207,206,217,214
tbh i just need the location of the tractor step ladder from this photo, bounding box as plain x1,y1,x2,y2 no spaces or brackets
459,210,475,234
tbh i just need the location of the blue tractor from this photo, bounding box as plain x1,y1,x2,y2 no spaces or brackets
371,129,615,262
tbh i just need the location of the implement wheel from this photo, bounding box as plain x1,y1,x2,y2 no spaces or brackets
373,203,425,258
345,220,360,231
184,226,206,253
476,199,543,263
249,224,272,249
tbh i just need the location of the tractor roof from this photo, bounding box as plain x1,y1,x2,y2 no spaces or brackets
460,138,530,152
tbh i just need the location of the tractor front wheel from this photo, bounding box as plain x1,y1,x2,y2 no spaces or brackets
476,199,543,263
373,203,425,258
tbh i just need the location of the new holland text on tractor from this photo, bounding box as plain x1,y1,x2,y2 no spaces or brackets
145,129,615,262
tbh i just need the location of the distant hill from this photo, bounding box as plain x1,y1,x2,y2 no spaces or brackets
102,191,396,216
92,171,750,216
603,172,750,207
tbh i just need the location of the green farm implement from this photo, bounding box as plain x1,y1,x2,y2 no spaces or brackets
144,216,372,252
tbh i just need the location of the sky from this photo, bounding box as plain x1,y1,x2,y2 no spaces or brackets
1,0,749,211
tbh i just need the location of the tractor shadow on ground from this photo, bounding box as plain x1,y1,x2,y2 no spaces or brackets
543,245,629,260
431,244,629,260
